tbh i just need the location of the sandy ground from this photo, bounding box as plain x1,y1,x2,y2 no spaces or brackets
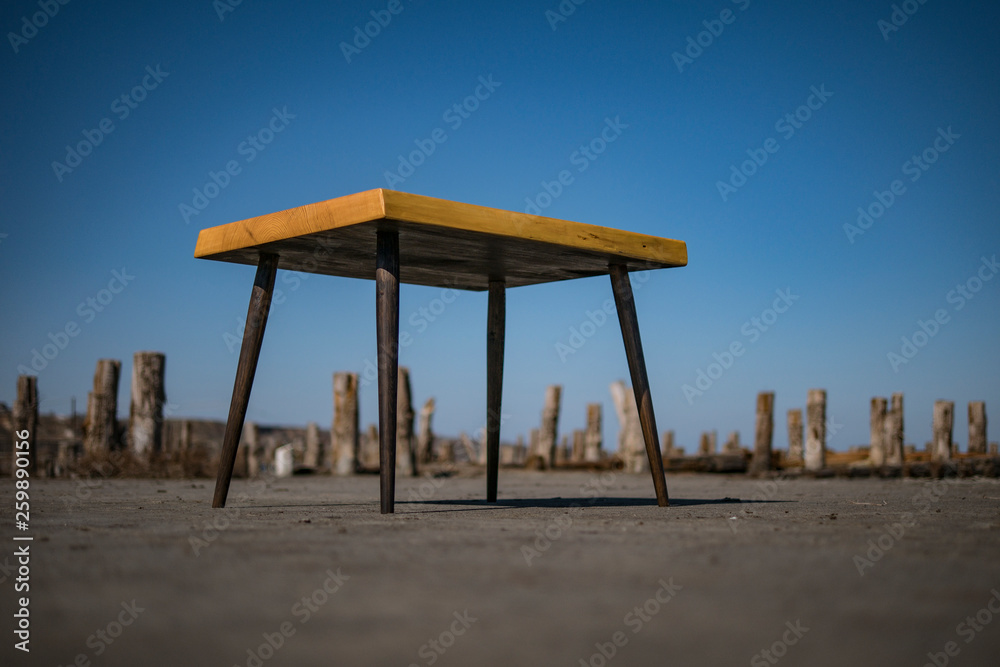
2,470,1000,667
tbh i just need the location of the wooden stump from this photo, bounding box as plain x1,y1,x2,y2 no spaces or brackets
360,424,380,468
584,403,602,462
14,375,39,474
662,430,676,457
129,351,166,458
396,366,416,476
417,398,435,464
242,421,259,478
610,380,644,472
303,421,321,470
536,385,562,468
932,400,954,462
805,389,826,471
723,431,741,454
968,401,987,455
786,409,803,464
884,393,904,465
869,397,887,466
331,372,360,475
571,429,586,463
751,391,774,473
84,359,121,456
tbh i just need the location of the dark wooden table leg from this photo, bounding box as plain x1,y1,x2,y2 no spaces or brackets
486,280,505,502
213,253,279,508
610,264,669,507
376,231,400,514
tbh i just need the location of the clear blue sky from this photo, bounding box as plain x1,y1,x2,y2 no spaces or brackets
2,0,998,453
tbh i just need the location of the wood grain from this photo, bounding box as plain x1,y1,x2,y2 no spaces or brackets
486,280,505,502
194,189,687,290
376,231,400,514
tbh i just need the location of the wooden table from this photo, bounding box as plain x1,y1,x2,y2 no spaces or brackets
195,189,687,513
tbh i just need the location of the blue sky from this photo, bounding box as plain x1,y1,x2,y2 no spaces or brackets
2,0,998,453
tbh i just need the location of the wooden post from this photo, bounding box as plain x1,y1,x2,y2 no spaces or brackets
932,400,954,462
885,392,904,465
303,421,321,470
751,391,774,473
662,430,675,457
571,429,585,463
486,280,505,501
610,264,668,506
13,376,39,474
84,359,121,456
698,432,711,456
786,409,803,464
242,421,260,478
584,403,602,462
129,351,166,459
968,401,987,455
396,366,416,477
869,397,887,467
537,385,562,468
212,253,278,508
376,230,400,513
361,424,380,468
610,380,644,471
805,389,826,471
331,372,359,475
417,398,435,464
723,431,740,454
435,428,454,463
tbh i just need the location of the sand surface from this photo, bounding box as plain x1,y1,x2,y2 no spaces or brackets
3,470,1000,666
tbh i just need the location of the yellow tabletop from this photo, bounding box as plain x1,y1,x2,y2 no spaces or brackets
194,189,687,290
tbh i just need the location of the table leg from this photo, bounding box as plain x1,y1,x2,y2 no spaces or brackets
376,231,400,514
486,280,505,502
212,253,279,508
609,264,669,507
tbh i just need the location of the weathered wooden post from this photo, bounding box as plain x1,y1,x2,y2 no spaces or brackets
129,351,166,458
610,381,644,472
662,430,676,457
396,366,416,476
869,397,887,467
584,403,602,462
885,392,904,465
571,429,585,463
303,421,321,470
242,421,259,478
179,419,192,456
14,376,39,473
932,400,954,462
361,424,380,468
805,389,826,471
751,391,774,473
786,409,803,464
723,431,741,454
536,385,562,468
330,372,359,475
417,398,435,464
84,359,121,456
698,432,711,456
968,401,987,455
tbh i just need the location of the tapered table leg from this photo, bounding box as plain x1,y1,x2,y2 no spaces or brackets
610,264,669,507
376,231,400,514
213,253,279,508
486,280,505,502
